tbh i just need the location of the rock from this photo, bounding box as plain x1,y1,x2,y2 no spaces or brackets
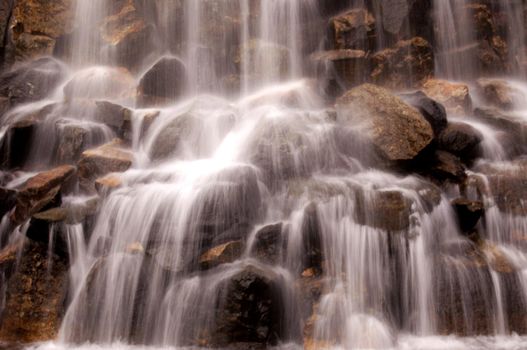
401,91,448,136
0,58,64,107
63,67,135,100
476,78,521,110
235,39,290,80
100,0,155,71
0,240,68,342
77,139,133,192
381,0,409,35
55,122,88,164
437,122,482,161
199,241,243,270
328,8,375,51
93,101,132,137
428,150,466,183
371,37,434,89
6,0,74,62
0,187,16,219
213,266,284,346
94,174,123,194
138,57,187,107
311,49,369,90
10,165,76,224
336,83,434,161
252,223,284,264
354,189,413,232
422,79,472,115
149,113,204,161
301,203,323,272
451,198,484,233
32,196,98,225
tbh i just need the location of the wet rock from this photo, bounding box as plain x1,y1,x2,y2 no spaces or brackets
0,240,68,342
149,113,204,161
370,37,434,89
55,122,88,164
213,266,284,346
63,67,135,101
100,0,155,71
0,58,64,108
311,49,369,90
451,198,484,233
252,223,284,265
427,150,466,183
401,91,448,136
437,122,482,161
138,57,187,107
301,203,323,273
77,139,133,192
199,241,243,270
6,0,74,62
328,8,375,51
0,187,16,219
32,196,98,225
235,39,290,80
476,78,521,110
422,79,472,115
336,83,434,161
94,174,123,194
355,189,413,232
93,101,132,137
10,165,76,224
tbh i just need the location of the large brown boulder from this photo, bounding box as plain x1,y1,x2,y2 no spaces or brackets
336,84,434,161
6,0,74,62
370,37,434,89
10,165,75,224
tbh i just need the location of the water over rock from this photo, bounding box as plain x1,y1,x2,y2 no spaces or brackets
138,57,187,107
336,83,434,161
422,79,472,115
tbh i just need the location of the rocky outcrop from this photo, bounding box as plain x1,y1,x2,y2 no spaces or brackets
336,84,434,161
437,122,482,161
328,8,375,51
401,91,448,136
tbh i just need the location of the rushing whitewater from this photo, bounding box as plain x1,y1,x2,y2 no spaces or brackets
1,0,527,349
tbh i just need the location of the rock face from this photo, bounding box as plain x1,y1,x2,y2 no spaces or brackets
213,266,284,346
402,91,448,136
138,57,187,107
10,165,76,224
328,8,375,51
437,122,482,161
336,84,434,161
451,198,484,234
0,240,68,342
199,241,243,270
5,0,74,62
476,78,520,110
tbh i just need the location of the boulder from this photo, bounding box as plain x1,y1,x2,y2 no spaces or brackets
437,122,482,161
476,78,521,110
63,67,135,101
55,122,88,164
336,84,434,161
354,189,413,232
94,174,123,194
10,165,76,224
427,150,466,183
199,241,243,270
213,266,284,346
6,0,74,62
77,139,133,192
301,203,323,273
251,223,284,265
138,57,187,107
401,91,448,136
149,113,203,161
0,240,68,342
451,198,484,233
422,79,472,115
93,101,132,137
310,49,369,90
0,187,16,220
370,37,434,89
328,8,375,51
0,58,64,108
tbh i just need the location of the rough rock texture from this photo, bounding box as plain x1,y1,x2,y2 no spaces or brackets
371,37,434,88
437,122,482,161
10,165,75,224
77,139,133,192
423,79,472,115
328,8,375,51
336,84,434,161
0,240,68,342
401,91,448,136
5,0,74,62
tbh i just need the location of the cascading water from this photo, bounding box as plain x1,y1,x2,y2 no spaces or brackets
2,0,527,350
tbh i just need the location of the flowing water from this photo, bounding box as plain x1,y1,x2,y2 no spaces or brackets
2,0,527,349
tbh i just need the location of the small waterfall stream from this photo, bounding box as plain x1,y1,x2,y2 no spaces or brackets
1,0,527,349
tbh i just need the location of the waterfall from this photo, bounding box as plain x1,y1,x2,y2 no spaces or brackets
1,0,527,349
